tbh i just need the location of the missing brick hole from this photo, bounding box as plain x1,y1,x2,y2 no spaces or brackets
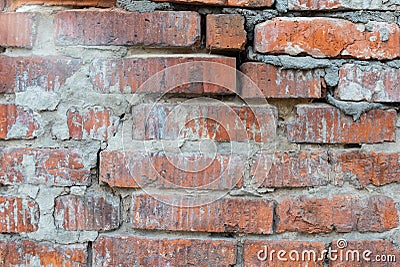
200,14,207,48
87,241,93,267
343,144,362,149
209,232,235,238
0,47,5,53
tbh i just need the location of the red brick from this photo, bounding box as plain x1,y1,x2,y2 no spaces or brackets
0,104,40,140
251,151,329,188
0,148,90,186
131,194,274,234
240,62,325,98
244,240,325,266
54,195,119,231
132,103,277,142
288,0,400,10
0,12,35,48
287,104,396,144
206,14,246,50
89,56,236,94
254,18,400,60
0,55,82,93
337,64,400,102
152,0,273,7
10,0,114,10
330,150,400,187
93,235,236,266
67,107,119,141
0,197,39,233
276,195,398,233
0,240,87,266
330,240,399,266
55,10,200,47
100,151,244,189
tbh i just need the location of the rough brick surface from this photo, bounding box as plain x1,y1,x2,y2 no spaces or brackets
132,103,277,142
10,0,114,10
337,64,400,102
330,150,400,187
93,235,236,266
0,148,90,186
276,195,398,233
0,12,35,48
206,14,246,50
288,0,400,10
2,0,400,262
89,56,236,94
0,197,39,233
67,107,119,141
0,240,87,266
55,10,201,47
54,195,120,231
251,151,329,188
0,56,82,93
240,62,325,98
244,240,325,266
287,105,396,144
131,194,274,234
254,18,400,60
330,240,400,266
152,0,273,7
0,104,40,140
100,151,244,189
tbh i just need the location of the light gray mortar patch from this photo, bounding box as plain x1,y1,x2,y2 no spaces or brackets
317,10,400,24
248,47,332,70
327,94,397,121
117,0,172,12
324,66,340,87
15,86,60,111
275,0,288,12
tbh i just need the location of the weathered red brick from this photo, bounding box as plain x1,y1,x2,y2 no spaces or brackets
152,0,273,7
254,18,400,60
54,195,119,231
55,10,201,47
93,235,236,266
0,104,40,140
276,195,398,233
206,14,246,50
244,240,325,266
100,151,244,189
0,12,35,48
10,0,114,10
0,148,90,186
251,151,329,188
330,240,399,266
132,103,277,142
337,64,400,102
89,56,236,94
0,197,39,233
67,107,119,141
330,150,400,187
131,194,274,234
287,105,396,144
0,240,87,266
240,62,325,98
288,0,400,10
0,55,82,93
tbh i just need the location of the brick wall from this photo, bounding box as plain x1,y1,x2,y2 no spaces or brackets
0,0,399,266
